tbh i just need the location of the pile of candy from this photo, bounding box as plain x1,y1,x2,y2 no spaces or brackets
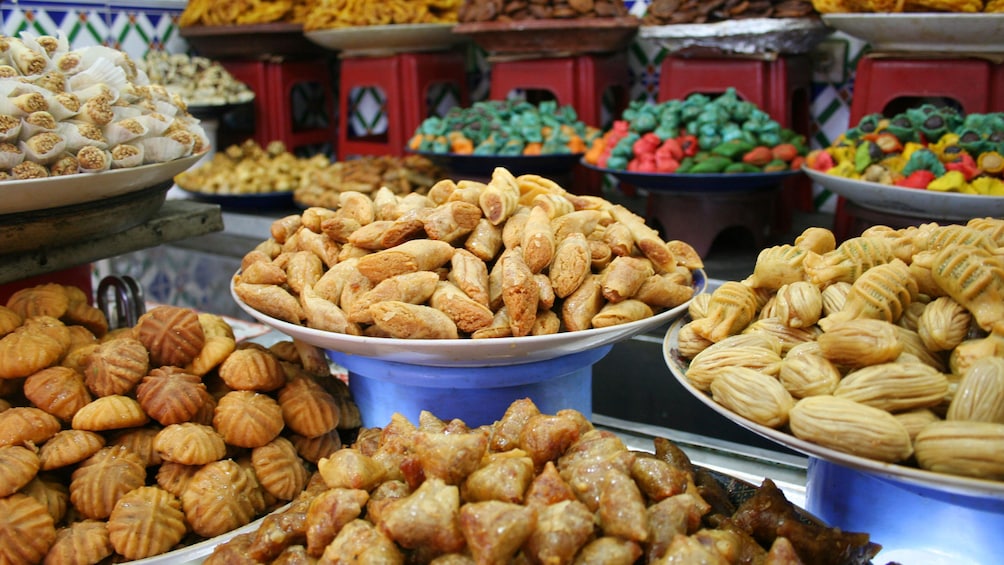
408,100,601,156
806,105,1004,195
584,89,807,174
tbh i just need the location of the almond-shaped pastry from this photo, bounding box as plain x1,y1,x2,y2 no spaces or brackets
479,166,521,225
108,486,187,560
134,305,205,368
0,494,56,565
917,296,972,352
182,459,261,538
284,250,324,294
771,281,823,329
82,336,149,397
430,280,494,334
71,395,149,431
153,421,226,465
818,258,918,331
301,284,362,336
0,445,40,497
561,274,605,332
369,301,459,339
218,346,286,392
686,344,783,392
214,390,285,448
932,245,1004,332
471,307,514,339
914,420,1004,480
789,395,913,463
688,281,758,343
676,321,714,359
356,239,455,284
591,299,653,329
23,365,91,421
44,519,113,565
449,248,491,308
742,317,820,355
779,353,841,399
743,244,809,290
834,361,949,413
550,232,592,299
38,430,105,471
70,445,146,520
464,218,504,262
893,326,948,373
6,283,69,319
710,366,794,428
803,236,898,287
948,356,1004,424
233,281,305,325
252,437,310,501
278,376,340,438
0,407,61,447
820,280,851,317
0,325,65,379
348,270,439,325
817,319,903,369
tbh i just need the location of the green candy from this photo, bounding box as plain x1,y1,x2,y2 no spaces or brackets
689,155,732,173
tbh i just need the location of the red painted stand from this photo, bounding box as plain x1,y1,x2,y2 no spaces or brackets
338,51,468,160
221,58,337,153
834,55,1004,240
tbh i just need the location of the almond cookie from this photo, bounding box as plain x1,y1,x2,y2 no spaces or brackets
43,520,113,565
136,367,209,425
108,426,163,467
278,376,340,438
0,325,65,379
72,395,149,431
0,493,56,565
0,444,40,497
156,461,200,498
6,283,69,319
134,305,206,368
218,346,286,392
154,422,226,466
290,429,343,464
23,365,92,422
82,337,149,397
21,315,72,352
20,476,69,525
108,486,187,560
0,406,61,447
252,436,310,501
70,445,146,519
181,459,261,538
213,390,285,448
38,430,105,471
61,299,109,339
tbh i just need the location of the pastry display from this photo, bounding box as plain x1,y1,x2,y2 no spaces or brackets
174,139,330,196
807,105,1004,195
295,154,443,208
233,166,703,339
644,0,816,24
671,219,1004,482
304,0,462,30
205,398,880,564
139,51,254,107
585,89,808,174
0,34,207,182
179,0,321,26
0,283,361,564
811,0,997,12
458,0,629,21
409,99,601,157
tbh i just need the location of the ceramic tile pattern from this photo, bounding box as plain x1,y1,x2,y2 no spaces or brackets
3,0,868,314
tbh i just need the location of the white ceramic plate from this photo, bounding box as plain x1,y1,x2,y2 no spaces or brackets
304,23,466,56
0,153,203,216
821,13,1004,54
126,502,291,565
232,269,706,367
803,166,1004,221
662,317,1004,499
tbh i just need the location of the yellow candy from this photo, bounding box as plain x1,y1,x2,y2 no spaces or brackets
929,133,961,163
901,142,925,162
971,176,1004,196
928,170,966,192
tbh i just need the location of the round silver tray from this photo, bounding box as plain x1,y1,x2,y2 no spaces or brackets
821,13,1004,54
640,17,832,56
304,23,466,56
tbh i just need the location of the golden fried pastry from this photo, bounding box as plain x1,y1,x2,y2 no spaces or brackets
430,280,494,334
300,284,363,335
932,245,1004,331
6,283,69,319
182,459,262,538
61,299,109,338
218,346,287,392
820,258,918,330
320,518,404,563
153,422,226,466
278,376,340,438
134,305,206,368
0,445,39,497
348,271,440,325
252,437,310,501
771,281,823,329
591,299,654,329
609,205,675,273
686,335,783,392
0,305,21,338
21,315,72,353
380,478,466,553
233,281,305,325
601,256,655,303
356,239,456,284
82,336,149,397
0,324,65,379
804,236,898,287
500,251,539,337
561,274,605,332
918,296,972,352
689,281,759,343
108,426,163,468
156,461,200,499
19,475,69,525
71,395,149,431
369,301,460,339
634,273,695,309
521,205,556,274
549,233,593,300
108,486,187,560
465,218,504,262
38,430,105,471
0,494,56,565
23,365,92,422
0,406,61,447
214,390,285,448
817,319,904,369
480,167,521,226
70,445,146,519
44,519,113,565
743,244,809,290
188,334,237,377
834,361,949,413
136,366,209,425
460,500,537,563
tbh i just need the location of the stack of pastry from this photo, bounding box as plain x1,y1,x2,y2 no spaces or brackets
0,284,360,564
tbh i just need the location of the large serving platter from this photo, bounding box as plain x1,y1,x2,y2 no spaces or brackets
662,317,1004,499
0,153,203,216
233,269,705,367
174,184,296,212
414,151,584,179
305,23,465,56
641,17,831,56
803,166,1004,221
583,160,800,193
452,17,640,57
821,13,1004,54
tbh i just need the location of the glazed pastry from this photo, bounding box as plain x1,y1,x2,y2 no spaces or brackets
464,218,504,262
688,281,758,343
804,236,898,287
38,430,105,471
0,494,56,565
0,406,61,447
6,283,69,319
45,519,114,565
932,245,1004,331
743,244,809,290
23,366,91,422
218,346,286,392
181,459,262,537
108,486,187,560
252,437,310,501
71,395,149,431
0,445,39,497
819,259,918,330
214,390,284,448
134,305,205,368
430,281,494,334
70,445,146,519
278,376,340,438
82,337,149,397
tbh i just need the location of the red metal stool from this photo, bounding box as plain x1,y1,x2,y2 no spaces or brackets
222,58,337,153
656,55,813,242
833,55,1002,241
338,51,468,160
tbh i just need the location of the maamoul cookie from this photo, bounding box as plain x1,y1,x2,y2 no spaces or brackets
213,390,284,448
23,366,92,422
72,395,149,431
82,337,149,397
0,305,22,337
0,493,56,565
108,426,163,467
153,422,226,465
218,346,286,391
134,305,206,367
0,444,40,496
6,283,69,319
155,461,199,498
43,520,113,565
290,429,343,464
277,375,340,438
136,367,209,425
181,459,262,537
0,406,61,447
108,486,187,560
251,436,310,501
69,445,146,519
0,325,65,379
37,430,105,471
61,299,109,339
20,476,69,525
21,316,72,353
